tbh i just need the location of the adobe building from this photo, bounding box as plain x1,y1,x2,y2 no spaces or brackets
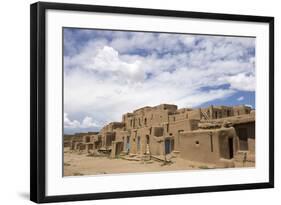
179,122,239,165
63,134,72,148
65,104,255,165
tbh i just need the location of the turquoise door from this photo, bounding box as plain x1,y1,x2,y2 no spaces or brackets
165,139,171,154
126,136,130,152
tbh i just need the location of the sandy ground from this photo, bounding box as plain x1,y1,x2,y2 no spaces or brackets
64,152,212,176
63,148,254,177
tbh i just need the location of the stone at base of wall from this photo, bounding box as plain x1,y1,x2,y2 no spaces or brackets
217,158,235,168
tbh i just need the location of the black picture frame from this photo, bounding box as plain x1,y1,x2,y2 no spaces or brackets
30,1,274,203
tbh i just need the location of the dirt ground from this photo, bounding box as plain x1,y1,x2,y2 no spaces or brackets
63,148,254,176
64,152,207,176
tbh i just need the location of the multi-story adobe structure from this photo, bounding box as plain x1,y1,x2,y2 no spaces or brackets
65,104,255,166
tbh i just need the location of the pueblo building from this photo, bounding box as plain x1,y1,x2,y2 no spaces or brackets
65,104,255,166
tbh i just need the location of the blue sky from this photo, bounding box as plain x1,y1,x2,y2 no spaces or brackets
63,28,255,134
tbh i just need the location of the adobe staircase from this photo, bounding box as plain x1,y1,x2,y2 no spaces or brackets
120,144,151,161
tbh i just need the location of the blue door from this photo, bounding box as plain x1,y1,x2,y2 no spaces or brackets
165,139,171,154
126,136,130,152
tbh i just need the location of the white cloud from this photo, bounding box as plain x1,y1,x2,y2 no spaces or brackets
65,45,145,83
237,96,244,101
225,73,255,91
64,113,100,129
64,113,80,129
81,116,100,128
245,104,253,109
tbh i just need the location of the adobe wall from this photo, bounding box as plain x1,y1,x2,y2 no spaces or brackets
248,138,255,154
200,105,252,119
179,130,220,163
186,109,201,120
129,127,151,154
152,127,163,136
126,126,166,155
101,132,115,147
63,135,72,147
100,122,125,135
169,119,199,133
69,134,84,150
233,105,251,116
149,136,165,155
168,119,199,150
82,134,97,143
122,104,177,130
114,130,129,141
179,127,237,163
168,108,190,122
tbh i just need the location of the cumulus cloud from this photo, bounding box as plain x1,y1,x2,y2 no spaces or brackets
64,113,100,129
245,104,253,109
64,113,80,129
237,96,244,101
63,28,255,133
225,73,255,91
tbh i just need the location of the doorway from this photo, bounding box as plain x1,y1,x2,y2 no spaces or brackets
165,139,171,154
236,127,248,150
228,138,234,159
126,136,130,152
237,127,248,150
115,142,123,156
146,135,149,144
